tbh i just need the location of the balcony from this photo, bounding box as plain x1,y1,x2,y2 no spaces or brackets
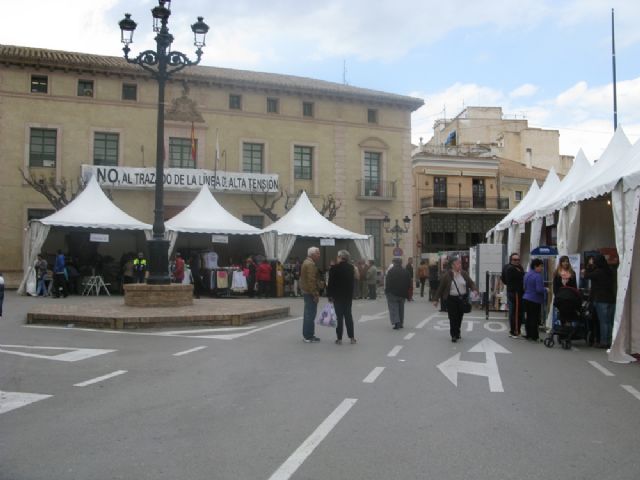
356,180,396,200
420,196,509,210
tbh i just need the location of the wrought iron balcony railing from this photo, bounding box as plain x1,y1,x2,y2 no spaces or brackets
356,180,396,199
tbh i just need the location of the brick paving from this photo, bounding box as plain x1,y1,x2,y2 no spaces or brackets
26,296,290,329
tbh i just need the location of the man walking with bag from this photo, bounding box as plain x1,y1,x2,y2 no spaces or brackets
300,246,322,343
327,250,357,344
502,252,525,338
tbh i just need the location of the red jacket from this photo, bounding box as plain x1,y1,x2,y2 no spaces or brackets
256,262,272,281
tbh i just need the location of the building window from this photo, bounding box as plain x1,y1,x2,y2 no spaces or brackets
122,83,137,101
242,215,264,229
294,145,313,180
267,97,279,114
229,94,242,110
94,132,119,166
434,177,447,207
367,108,378,124
169,137,196,168
27,208,55,221
515,191,523,202
364,151,381,195
31,75,48,93
472,178,486,208
365,219,383,266
29,128,57,167
243,143,264,173
303,101,314,117
77,79,94,97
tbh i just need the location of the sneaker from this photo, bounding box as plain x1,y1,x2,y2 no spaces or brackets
335,339,342,345
350,338,357,344
310,336,321,342
303,337,313,343
508,334,518,339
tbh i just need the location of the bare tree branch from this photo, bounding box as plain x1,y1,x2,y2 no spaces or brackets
318,194,342,221
250,191,283,222
19,168,91,210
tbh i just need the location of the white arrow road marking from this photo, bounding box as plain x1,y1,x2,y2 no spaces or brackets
0,344,116,362
358,311,388,323
437,338,511,393
0,390,52,415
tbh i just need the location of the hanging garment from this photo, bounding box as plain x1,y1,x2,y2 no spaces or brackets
231,271,248,291
217,270,229,289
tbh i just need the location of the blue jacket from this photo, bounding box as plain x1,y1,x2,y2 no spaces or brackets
54,254,66,274
523,270,545,304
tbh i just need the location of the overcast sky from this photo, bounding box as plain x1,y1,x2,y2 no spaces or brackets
2,0,639,161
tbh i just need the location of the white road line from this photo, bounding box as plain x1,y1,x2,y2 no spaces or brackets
173,346,208,357
621,385,640,401
588,360,615,377
268,398,358,480
0,390,52,415
387,345,403,357
415,314,438,329
404,333,415,340
74,370,127,387
363,367,385,383
0,344,116,362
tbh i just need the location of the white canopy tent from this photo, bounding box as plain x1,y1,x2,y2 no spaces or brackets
164,185,270,256
18,175,152,295
261,191,373,263
486,180,540,255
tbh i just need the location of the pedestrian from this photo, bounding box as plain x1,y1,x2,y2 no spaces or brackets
365,260,378,300
190,253,203,298
300,246,322,342
418,259,429,298
523,258,545,341
256,258,272,298
245,257,256,298
406,257,414,301
292,257,301,296
433,256,477,342
385,257,411,329
52,249,68,298
327,250,357,344
0,272,5,317
133,252,147,283
428,262,439,301
66,260,80,295
502,252,525,338
582,255,616,348
173,252,185,283
359,260,369,299
276,261,284,297
35,254,48,297
552,255,577,326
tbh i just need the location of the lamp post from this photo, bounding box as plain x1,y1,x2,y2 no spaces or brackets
119,1,209,284
383,215,411,249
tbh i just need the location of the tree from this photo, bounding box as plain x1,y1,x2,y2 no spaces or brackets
250,189,342,221
18,168,93,210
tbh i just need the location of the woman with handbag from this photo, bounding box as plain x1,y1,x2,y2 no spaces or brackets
433,256,477,343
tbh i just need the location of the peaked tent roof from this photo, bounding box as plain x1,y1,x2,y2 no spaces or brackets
533,150,592,219
261,191,368,239
514,167,561,224
619,138,640,192
165,186,260,235
565,126,632,205
39,175,151,230
493,180,540,232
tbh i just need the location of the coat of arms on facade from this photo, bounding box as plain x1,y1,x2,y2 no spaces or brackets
165,83,204,123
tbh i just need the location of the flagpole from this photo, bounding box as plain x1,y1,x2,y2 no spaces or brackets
612,8,618,131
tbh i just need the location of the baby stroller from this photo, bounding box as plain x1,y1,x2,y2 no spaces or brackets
544,286,590,350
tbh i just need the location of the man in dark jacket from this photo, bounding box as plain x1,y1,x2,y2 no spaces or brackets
502,253,525,338
327,250,356,344
385,257,412,329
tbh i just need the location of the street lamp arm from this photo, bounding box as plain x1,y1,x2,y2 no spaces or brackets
124,49,203,79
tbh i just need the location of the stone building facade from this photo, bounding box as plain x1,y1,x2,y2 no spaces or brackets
0,45,423,285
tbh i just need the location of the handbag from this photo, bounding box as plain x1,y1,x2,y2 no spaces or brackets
316,302,337,327
453,275,472,314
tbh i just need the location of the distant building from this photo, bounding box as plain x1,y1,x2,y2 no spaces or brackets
412,107,563,254
0,44,423,285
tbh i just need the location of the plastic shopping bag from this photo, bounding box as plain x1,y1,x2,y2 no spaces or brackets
316,302,337,327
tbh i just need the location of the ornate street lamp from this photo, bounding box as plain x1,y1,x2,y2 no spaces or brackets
119,1,209,284
383,215,411,248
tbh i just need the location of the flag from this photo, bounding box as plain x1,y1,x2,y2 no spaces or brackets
190,122,196,162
